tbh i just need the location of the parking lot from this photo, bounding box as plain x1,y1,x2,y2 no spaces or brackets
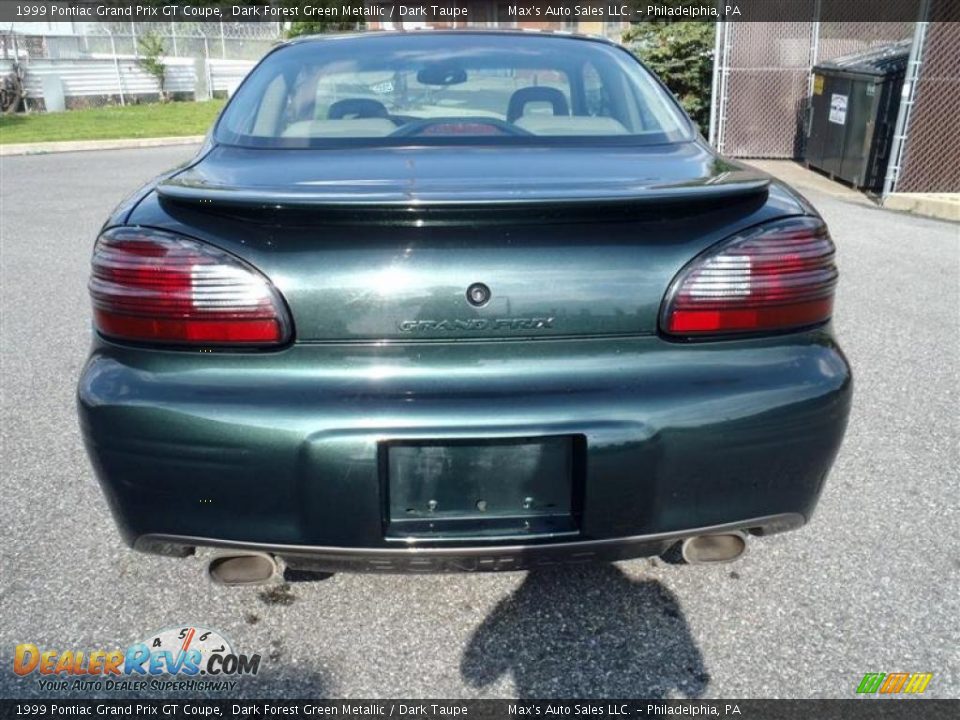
1,146,957,699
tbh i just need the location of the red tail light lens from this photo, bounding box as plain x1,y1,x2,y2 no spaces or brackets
662,217,838,337
89,228,291,346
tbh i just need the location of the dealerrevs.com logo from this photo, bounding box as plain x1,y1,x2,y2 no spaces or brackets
13,626,261,692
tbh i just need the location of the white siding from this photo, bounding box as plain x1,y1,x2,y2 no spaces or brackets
19,57,197,100
6,55,257,106
208,58,256,93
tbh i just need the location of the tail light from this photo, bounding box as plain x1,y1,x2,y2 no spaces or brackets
661,217,838,337
89,227,291,346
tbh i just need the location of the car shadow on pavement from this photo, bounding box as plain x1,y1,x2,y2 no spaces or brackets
461,564,709,698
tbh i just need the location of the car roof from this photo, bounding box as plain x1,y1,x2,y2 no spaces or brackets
282,28,619,49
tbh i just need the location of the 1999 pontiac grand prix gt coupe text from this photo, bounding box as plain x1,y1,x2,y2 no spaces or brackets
77,31,851,584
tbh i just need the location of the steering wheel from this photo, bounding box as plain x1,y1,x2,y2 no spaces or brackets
389,117,533,137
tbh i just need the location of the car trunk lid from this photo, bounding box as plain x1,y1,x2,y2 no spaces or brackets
153,143,775,341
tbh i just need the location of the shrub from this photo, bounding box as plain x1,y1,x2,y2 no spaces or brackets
137,33,168,102
622,22,715,134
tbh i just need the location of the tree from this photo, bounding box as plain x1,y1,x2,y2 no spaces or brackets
622,22,714,134
286,19,364,38
286,2,365,36
137,33,168,102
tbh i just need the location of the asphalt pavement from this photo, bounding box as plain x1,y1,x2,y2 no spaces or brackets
0,146,957,699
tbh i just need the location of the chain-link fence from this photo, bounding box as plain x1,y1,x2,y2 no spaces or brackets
894,17,960,193
712,18,913,159
709,0,958,194
2,22,283,61
0,22,283,110
712,19,819,159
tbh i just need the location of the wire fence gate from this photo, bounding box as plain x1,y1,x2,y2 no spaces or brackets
709,0,959,195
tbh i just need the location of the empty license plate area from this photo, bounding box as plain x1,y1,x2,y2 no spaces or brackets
383,436,583,540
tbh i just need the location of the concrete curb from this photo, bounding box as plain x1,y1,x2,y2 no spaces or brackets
746,160,875,206
0,135,205,157
883,193,960,223
748,160,960,222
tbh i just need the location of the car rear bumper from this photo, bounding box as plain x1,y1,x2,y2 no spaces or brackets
136,513,803,573
78,329,851,569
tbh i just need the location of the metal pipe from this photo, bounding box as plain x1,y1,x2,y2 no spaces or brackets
681,532,747,564
108,29,125,106
715,20,733,155
708,17,723,146
882,0,931,199
208,552,279,586
800,2,822,159
203,35,212,102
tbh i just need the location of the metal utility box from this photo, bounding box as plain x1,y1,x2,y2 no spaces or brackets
805,41,910,192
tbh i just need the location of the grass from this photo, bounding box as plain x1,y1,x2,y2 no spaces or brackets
0,99,226,145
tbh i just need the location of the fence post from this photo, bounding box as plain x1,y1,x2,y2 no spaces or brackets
198,34,213,102
807,0,821,83
170,22,178,56
800,2,822,158
108,29,125,106
883,0,931,199
714,21,732,155
131,21,138,57
220,21,226,59
708,19,722,146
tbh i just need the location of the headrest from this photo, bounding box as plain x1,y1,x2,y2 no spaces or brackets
507,87,569,123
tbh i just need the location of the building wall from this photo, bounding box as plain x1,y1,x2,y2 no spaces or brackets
2,56,256,110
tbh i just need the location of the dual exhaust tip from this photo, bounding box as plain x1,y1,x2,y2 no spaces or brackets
207,551,279,587
680,531,747,564
206,531,747,584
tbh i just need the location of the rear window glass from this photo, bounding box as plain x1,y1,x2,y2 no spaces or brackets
216,33,693,147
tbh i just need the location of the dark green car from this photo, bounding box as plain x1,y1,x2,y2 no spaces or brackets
78,31,851,584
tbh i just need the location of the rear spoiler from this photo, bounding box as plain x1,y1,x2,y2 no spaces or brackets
156,170,771,210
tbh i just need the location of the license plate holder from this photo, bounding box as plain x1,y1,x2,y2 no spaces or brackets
383,436,582,540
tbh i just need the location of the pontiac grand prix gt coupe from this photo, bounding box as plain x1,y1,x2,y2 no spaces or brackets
77,31,851,584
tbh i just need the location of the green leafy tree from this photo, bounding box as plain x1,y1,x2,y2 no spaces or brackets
137,33,168,102
622,21,714,134
286,2,365,37
286,19,363,38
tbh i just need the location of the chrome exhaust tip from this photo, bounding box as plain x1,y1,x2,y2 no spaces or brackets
681,531,747,564
207,552,279,586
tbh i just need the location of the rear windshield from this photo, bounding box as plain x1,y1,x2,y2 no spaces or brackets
216,33,693,147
